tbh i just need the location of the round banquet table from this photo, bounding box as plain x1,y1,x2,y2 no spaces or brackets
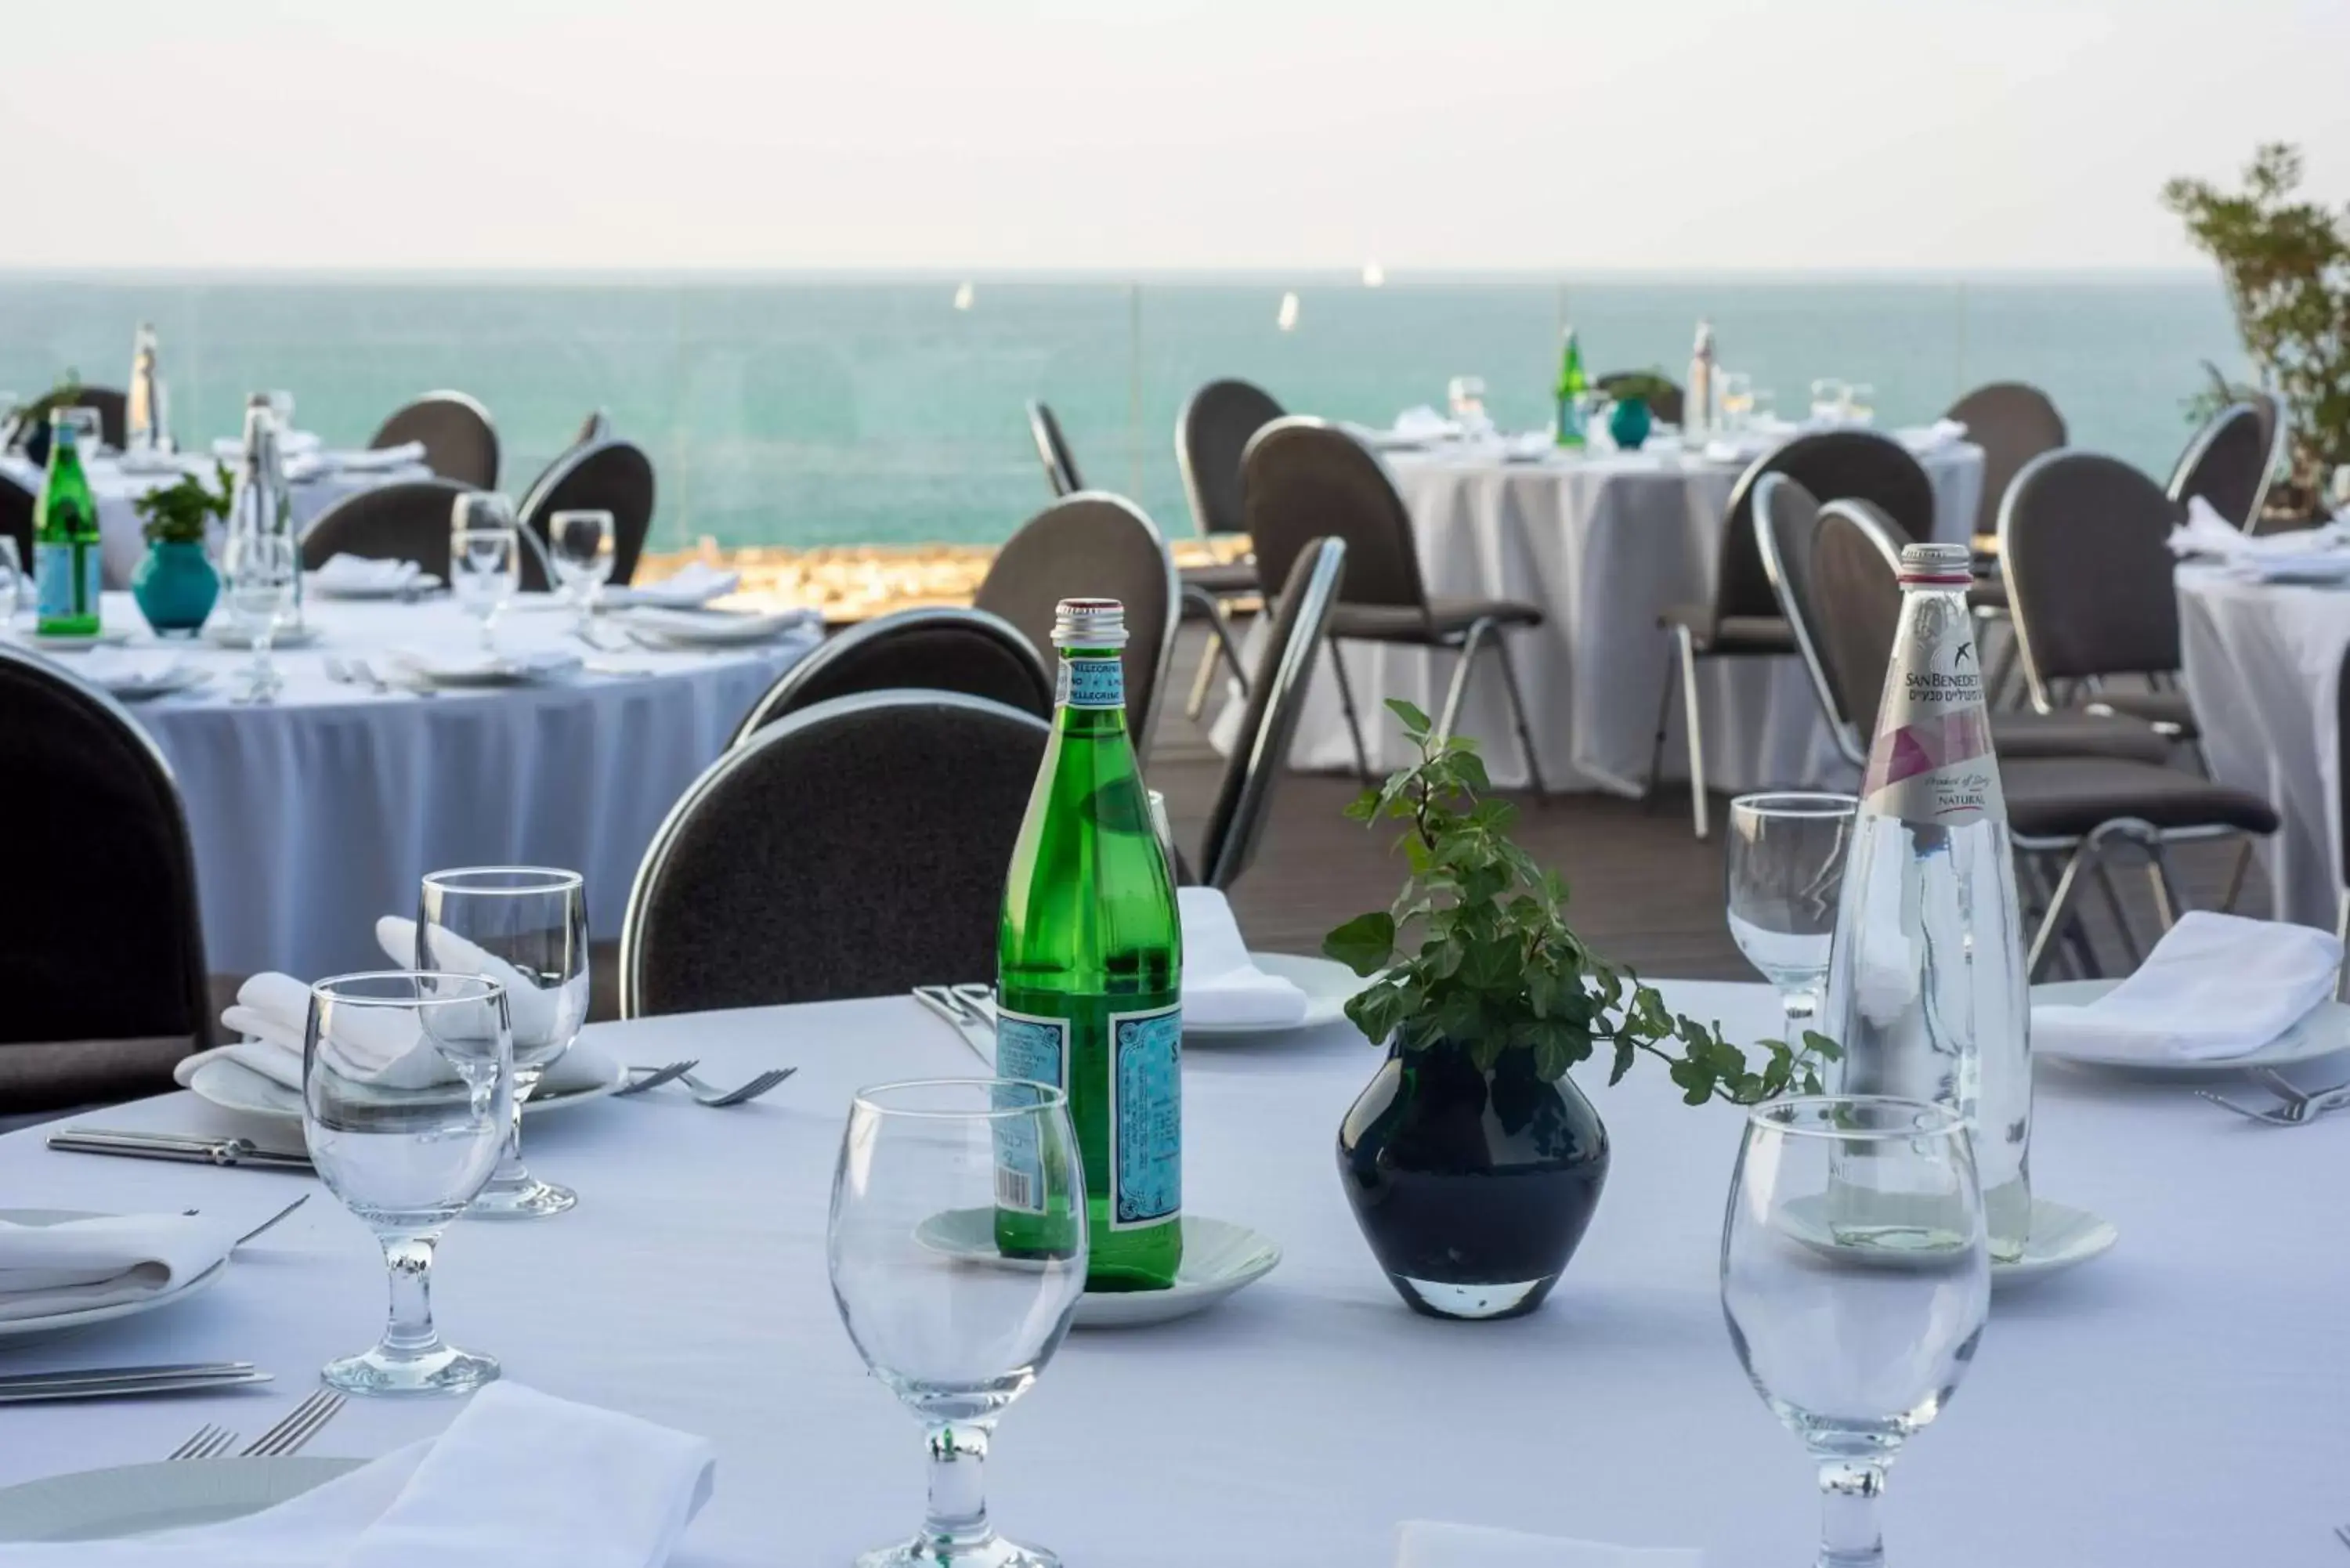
8,977,2342,1566
5,591,818,979
2177,566,2348,930
1225,434,1983,793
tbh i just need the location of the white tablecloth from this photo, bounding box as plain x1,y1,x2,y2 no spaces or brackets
4,591,816,978
0,450,433,591
6,978,2338,1566
1230,436,1982,793
2178,568,2347,929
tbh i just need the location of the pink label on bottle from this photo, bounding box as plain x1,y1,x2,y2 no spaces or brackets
1862,602,2004,826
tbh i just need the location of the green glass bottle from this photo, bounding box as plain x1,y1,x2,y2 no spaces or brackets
996,598,1184,1291
1553,325,1590,448
34,413,101,636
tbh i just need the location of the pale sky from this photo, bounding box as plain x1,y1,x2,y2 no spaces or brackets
9,0,2347,272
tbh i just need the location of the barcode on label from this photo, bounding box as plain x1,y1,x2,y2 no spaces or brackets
995,1167,1039,1212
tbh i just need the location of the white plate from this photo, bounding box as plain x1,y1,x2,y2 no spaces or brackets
0,1457,361,1541
26,628,133,652
2032,979,2350,1075
201,622,320,651
1777,1194,2114,1290
1186,952,1368,1039
0,1209,228,1341
188,1044,627,1124
98,665,212,701
914,1211,1280,1328
385,650,582,688
620,609,808,647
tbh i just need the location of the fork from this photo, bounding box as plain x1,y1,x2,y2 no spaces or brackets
615,1060,700,1097
671,1067,794,1107
168,1424,239,1461
2195,1085,2350,1125
913,986,995,1065
241,1389,345,1457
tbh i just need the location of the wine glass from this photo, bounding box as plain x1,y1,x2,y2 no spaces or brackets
1726,793,1856,1045
1809,379,1849,425
830,1078,1086,1568
221,529,298,702
1718,371,1755,432
450,493,520,652
302,970,514,1396
1446,375,1489,437
1842,383,1875,425
1721,1095,1990,1568
267,389,296,435
548,508,616,626
418,867,589,1219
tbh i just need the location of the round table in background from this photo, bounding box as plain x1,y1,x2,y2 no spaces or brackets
8,591,819,979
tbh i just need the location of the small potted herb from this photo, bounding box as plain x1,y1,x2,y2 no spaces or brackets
128,462,234,634
1325,701,1834,1320
1601,371,1672,450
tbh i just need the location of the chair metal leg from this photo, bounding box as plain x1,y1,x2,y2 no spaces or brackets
2092,862,2142,972
2028,840,2099,981
1182,593,1249,722
1674,625,1708,839
1325,640,1374,789
1645,647,1678,807
2145,844,2184,933
1434,618,1491,747
1490,634,1548,797
2218,841,2254,913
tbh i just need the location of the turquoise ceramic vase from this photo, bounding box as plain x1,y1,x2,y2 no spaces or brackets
1607,396,1653,451
131,540,219,635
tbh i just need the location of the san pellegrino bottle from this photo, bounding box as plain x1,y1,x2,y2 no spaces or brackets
34,412,101,636
997,598,1184,1290
127,323,168,453
1687,318,1716,438
1553,325,1589,448
1822,542,2032,1261
229,395,302,629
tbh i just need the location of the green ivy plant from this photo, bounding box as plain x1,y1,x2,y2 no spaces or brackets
1601,370,1676,412
1323,700,1837,1105
132,462,235,546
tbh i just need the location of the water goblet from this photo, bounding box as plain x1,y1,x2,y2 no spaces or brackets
1722,1095,1990,1568
1719,371,1755,432
450,493,520,652
1843,383,1875,425
221,529,298,702
830,1078,1086,1568
417,866,588,1219
548,508,616,627
1809,379,1849,425
1726,793,1856,1044
303,970,514,1396
1446,375,1489,437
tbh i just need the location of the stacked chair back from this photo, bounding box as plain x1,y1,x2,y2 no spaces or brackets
1177,379,1285,539
516,438,657,591
1750,473,1860,763
298,479,475,577
1242,417,1428,620
732,606,1053,744
370,391,500,490
1943,381,2066,539
1026,401,1083,497
1718,429,1937,629
2167,401,2269,531
2001,450,2182,701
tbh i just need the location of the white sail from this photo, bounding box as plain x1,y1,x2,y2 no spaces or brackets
953,281,975,311
1276,291,1300,332
1361,260,1385,288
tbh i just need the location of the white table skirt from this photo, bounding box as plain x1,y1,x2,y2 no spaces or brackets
7,591,815,978
1223,441,1982,793
6,978,2339,1566
2178,569,2346,930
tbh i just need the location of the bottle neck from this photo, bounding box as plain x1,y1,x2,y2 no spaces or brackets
1054,649,1130,738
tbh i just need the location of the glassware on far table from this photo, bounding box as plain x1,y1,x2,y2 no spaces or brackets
59,406,104,454
221,529,298,702
829,1078,1086,1568
303,970,514,1396
548,508,616,626
418,866,589,1219
1445,375,1490,437
450,493,521,651
1842,383,1875,425
266,389,296,434
1809,378,1849,424
1725,792,1856,1043
0,537,24,620
1718,371,1755,431
1721,1095,1989,1568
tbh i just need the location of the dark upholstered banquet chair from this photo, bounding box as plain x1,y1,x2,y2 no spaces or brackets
1241,417,1546,791
730,605,1052,745
1755,472,2168,771
1026,400,1082,497
620,692,1049,1015
298,479,473,580
1810,499,2274,977
515,439,656,591
0,468,32,580
1650,429,1936,836
0,646,215,1110
973,493,1180,765
2166,401,2271,532
1945,381,2066,541
10,388,131,464
1191,537,1347,890
371,392,499,490
1596,372,1685,426
1173,379,1282,717
2001,451,2201,742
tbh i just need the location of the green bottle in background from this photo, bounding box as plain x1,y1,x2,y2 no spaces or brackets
34,413,100,636
996,598,1184,1291
1553,325,1590,448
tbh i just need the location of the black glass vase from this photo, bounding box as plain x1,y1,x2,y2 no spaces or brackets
1336,1038,1610,1320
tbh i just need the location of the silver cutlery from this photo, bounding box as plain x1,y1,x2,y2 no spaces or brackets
949,983,999,1025
2195,1084,2350,1126
912,986,996,1065
615,1060,700,1097
231,1194,311,1245
240,1389,345,1457
49,1129,314,1171
671,1068,795,1107
1,1362,258,1396
1,1367,273,1406
169,1424,242,1460
2334,1522,2350,1552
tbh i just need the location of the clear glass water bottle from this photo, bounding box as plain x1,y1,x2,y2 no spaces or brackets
1687,318,1716,439
229,395,302,629
1822,542,2032,1262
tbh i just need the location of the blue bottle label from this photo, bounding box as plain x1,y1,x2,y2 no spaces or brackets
992,1009,1068,1214
1109,1003,1181,1229
34,543,96,621
1058,658,1124,710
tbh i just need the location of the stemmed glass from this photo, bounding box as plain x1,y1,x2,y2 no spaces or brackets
1722,1096,1990,1568
1718,371,1755,432
450,493,521,652
221,529,298,702
1445,375,1489,437
302,971,514,1396
1726,793,1856,1045
418,867,588,1219
1842,383,1875,425
830,1079,1086,1568
1809,379,1849,424
549,508,616,628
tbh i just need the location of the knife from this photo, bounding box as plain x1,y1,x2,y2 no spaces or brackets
48,1131,313,1171
0,1361,256,1391
0,1370,273,1404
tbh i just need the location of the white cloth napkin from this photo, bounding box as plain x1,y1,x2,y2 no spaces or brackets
374,915,569,1046
324,441,428,473
620,605,815,646
1702,432,1775,464
1397,1521,1700,1568
74,651,195,693
1180,887,1310,1028
0,1382,716,1566
2032,911,2344,1061
1898,417,1969,453
0,1214,233,1322
209,430,321,461
2167,495,2350,570
602,562,740,609
312,554,425,594
1389,405,1462,442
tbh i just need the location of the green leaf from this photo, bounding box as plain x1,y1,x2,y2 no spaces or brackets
1385,698,1432,737
1322,912,1396,977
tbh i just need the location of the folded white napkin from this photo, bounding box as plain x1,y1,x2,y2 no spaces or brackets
602,562,740,609
1501,431,1556,462
385,647,583,685
0,1214,233,1322
0,1383,715,1567
312,553,423,593
1180,887,1310,1028
2166,495,2350,568
324,441,428,473
2032,911,2344,1061
620,605,815,646
1898,417,1969,453
210,430,321,461
1702,434,1773,464
1397,1521,1700,1568
74,651,195,693
1390,405,1462,442
375,915,577,1049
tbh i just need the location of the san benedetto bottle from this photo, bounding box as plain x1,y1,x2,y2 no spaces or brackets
1822,542,2032,1262
996,598,1184,1290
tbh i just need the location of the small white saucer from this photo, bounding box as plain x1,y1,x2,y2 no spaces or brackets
201,622,320,651
914,1211,1279,1328
26,628,132,652
1993,1198,2117,1288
